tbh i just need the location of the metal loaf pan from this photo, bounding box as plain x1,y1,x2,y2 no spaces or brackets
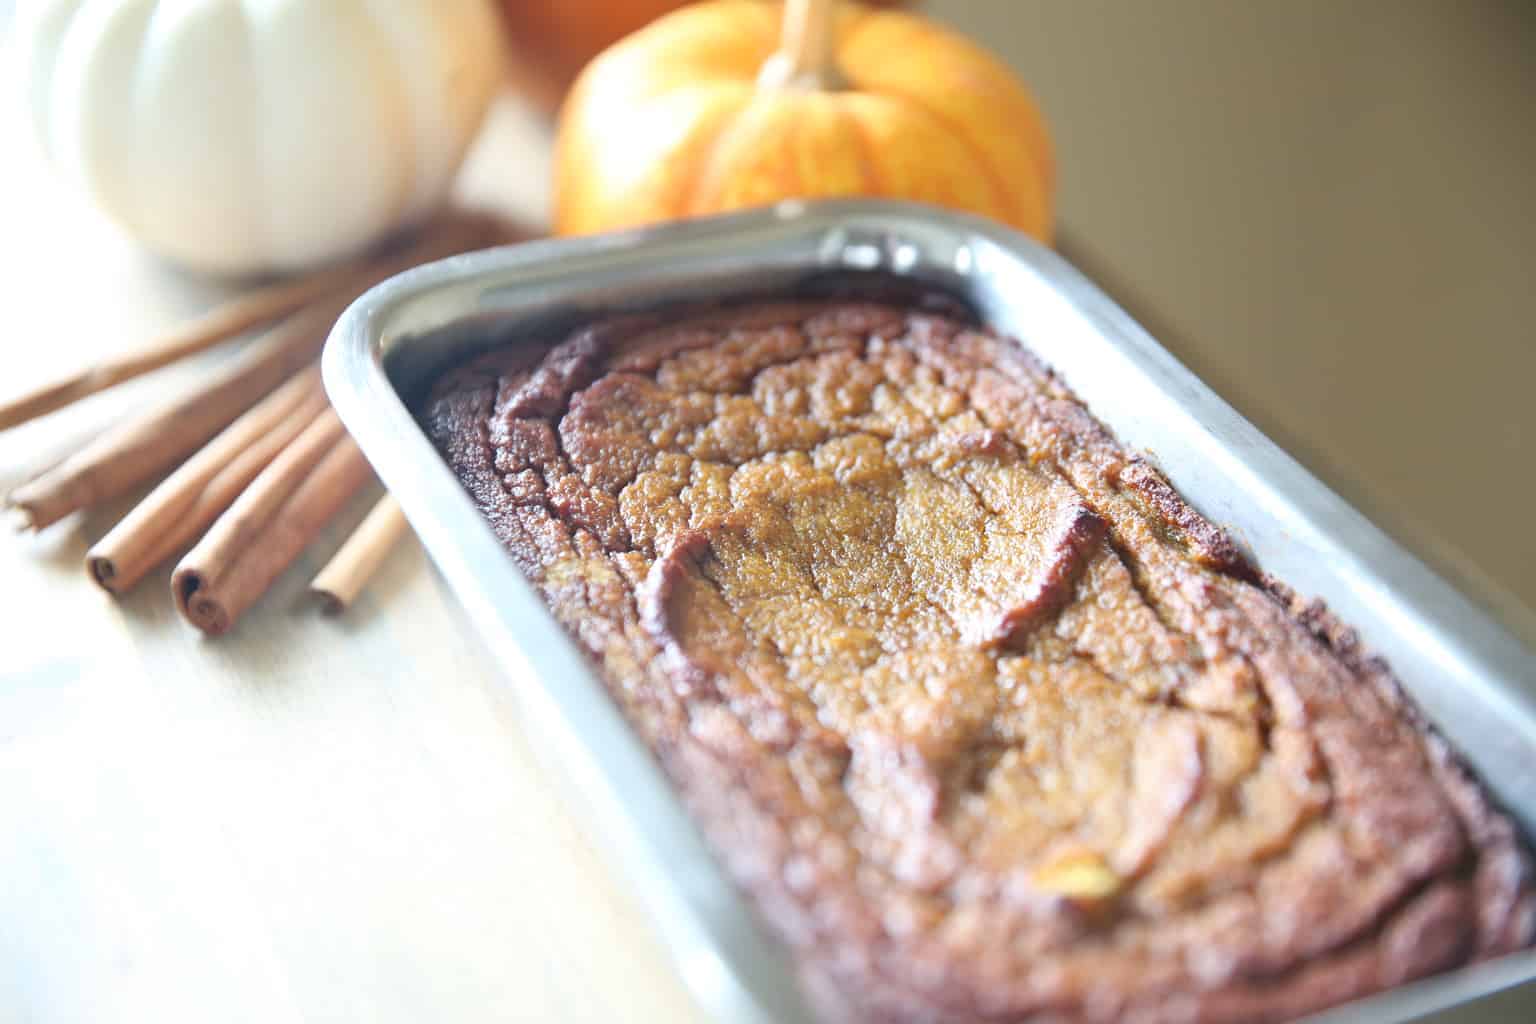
323,200,1536,1023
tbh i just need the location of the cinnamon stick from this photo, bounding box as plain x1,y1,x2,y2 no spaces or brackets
172,410,374,636
86,366,329,594
309,495,410,614
5,214,499,532
0,212,498,431
5,296,346,531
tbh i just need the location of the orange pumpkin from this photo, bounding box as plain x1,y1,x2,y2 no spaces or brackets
554,0,1054,241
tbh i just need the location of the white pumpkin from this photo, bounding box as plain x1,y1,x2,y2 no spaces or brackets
16,0,505,275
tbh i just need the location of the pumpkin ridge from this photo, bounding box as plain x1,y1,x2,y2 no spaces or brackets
829,0,879,85
839,103,885,194
909,87,1044,236
842,13,1054,196
229,3,269,263
941,62,1056,194
882,89,1031,234
680,92,759,219
117,2,166,246
355,6,420,230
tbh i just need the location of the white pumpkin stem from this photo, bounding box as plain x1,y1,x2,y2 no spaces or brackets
759,0,845,91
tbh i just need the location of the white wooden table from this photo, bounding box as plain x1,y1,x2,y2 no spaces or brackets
0,88,707,1024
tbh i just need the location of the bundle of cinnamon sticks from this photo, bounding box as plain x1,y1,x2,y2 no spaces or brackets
2,210,510,635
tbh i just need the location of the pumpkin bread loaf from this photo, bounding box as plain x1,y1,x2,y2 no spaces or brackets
423,299,1533,1022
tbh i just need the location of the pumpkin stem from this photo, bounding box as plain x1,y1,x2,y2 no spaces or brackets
759,0,845,91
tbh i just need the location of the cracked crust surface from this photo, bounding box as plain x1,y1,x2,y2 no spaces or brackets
423,299,1533,1022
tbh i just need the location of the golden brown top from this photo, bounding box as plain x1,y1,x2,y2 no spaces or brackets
425,299,1532,1023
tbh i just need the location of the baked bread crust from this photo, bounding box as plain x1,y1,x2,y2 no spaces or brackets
424,300,1533,1022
